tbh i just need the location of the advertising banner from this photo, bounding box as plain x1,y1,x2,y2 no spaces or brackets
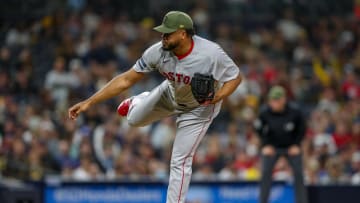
44,181,294,203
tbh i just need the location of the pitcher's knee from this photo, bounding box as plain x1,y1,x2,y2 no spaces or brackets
170,157,193,174
170,159,182,171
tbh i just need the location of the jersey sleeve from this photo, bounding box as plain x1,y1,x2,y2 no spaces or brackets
133,42,161,73
212,46,240,82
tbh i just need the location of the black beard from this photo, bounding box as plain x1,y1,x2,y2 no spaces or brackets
162,44,176,51
162,41,179,51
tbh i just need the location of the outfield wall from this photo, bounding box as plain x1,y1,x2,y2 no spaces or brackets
1,179,360,203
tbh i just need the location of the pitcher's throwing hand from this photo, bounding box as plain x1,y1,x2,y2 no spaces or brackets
68,100,91,120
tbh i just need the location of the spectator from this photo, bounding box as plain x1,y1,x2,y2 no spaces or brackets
351,152,360,184
45,56,78,110
3,138,28,179
332,121,353,150
72,155,102,180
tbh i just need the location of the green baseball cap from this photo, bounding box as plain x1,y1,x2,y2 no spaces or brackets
268,86,286,100
153,11,193,33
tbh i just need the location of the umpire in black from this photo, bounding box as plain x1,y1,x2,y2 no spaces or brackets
254,85,308,203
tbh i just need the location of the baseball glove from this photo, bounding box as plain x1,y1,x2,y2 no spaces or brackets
190,73,215,104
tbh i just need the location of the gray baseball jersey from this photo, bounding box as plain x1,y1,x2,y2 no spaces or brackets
125,35,240,203
133,35,240,108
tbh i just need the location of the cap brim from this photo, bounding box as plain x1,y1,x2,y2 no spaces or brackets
153,24,177,33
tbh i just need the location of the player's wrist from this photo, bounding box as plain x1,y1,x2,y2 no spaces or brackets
211,92,224,103
84,98,95,107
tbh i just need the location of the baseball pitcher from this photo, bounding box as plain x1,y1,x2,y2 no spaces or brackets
69,11,242,203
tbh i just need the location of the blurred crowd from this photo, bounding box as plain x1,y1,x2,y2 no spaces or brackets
0,0,359,185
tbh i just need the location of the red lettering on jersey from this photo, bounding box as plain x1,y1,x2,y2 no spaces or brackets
163,72,192,84
162,72,169,80
168,72,175,81
176,73,183,82
183,76,190,84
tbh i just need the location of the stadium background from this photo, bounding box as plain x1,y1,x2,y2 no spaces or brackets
0,0,359,202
